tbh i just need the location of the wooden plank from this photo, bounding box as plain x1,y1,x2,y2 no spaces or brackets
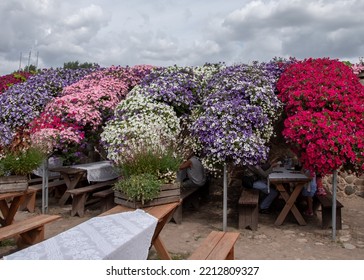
93,188,114,198
0,214,61,242
206,232,240,260
114,183,180,208
28,179,66,191
188,231,240,260
188,231,222,259
238,188,259,205
67,179,117,195
317,193,343,208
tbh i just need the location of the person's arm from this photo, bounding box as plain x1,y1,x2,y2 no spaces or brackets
252,165,270,179
179,159,192,170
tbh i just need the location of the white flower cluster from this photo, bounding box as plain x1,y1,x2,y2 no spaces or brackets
101,91,181,164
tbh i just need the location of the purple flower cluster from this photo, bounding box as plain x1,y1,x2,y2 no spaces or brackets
138,64,224,116
190,61,285,167
0,66,99,147
139,66,197,115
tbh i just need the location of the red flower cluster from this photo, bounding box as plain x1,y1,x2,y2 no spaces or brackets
0,71,33,94
277,58,364,175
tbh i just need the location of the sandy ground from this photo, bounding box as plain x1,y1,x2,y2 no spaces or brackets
1,194,363,260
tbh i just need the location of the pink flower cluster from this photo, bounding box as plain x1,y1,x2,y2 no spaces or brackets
277,58,364,175
30,65,153,156
351,63,364,75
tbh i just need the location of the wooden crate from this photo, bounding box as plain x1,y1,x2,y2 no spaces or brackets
114,183,180,208
0,175,28,193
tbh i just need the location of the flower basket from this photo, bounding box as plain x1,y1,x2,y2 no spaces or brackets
0,175,28,193
114,183,180,209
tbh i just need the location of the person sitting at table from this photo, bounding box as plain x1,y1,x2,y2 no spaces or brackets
177,150,206,188
242,158,280,214
301,170,317,217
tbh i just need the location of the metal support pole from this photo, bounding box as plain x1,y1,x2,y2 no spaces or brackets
332,170,337,241
223,164,228,232
42,159,49,214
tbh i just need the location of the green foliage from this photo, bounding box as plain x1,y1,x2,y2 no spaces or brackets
341,61,352,66
63,61,98,69
122,149,181,181
23,64,38,74
0,147,46,176
114,173,161,204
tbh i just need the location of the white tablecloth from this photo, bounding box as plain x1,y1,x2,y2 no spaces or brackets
72,161,120,182
4,209,157,260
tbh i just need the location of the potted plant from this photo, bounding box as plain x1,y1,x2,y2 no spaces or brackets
0,147,46,193
113,147,182,207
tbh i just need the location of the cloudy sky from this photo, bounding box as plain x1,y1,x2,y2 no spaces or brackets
0,0,363,75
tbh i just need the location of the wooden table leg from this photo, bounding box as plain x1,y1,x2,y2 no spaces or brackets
274,183,306,226
153,236,172,260
58,172,84,206
0,195,25,226
0,200,9,226
150,202,180,260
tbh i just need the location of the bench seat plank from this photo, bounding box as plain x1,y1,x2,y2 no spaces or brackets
0,214,61,248
188,231,240,260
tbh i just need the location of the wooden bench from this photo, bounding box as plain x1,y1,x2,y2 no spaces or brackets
171,186,201,224
238,187,259,231
0,214,61,248
188,231,240,260
67,179,117,217
171,178,210,224
93,188,115,212
19,176,66,212
315,192,343,230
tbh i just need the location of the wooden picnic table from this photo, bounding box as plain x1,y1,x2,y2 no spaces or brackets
268,168,311,226
100,201,181,260
49,161,119,206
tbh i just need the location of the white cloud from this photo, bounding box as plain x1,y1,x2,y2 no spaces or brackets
1,0,363,75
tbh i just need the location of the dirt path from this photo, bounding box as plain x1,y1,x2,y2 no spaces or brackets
1,195,363,260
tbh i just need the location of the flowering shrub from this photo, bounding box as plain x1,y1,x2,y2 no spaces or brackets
138,64,224,116
30,113,85,154
277,58,364,175
0,67,99,149
30,65,153,162
190,61,285,168
0,71,33,94
101,90,181,164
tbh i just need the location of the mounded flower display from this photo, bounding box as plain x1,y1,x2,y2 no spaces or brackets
277,58,364,175
101,90,181,164
1,56,362,184
29,65,153,163
190,61,288,168
0,67,98,150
